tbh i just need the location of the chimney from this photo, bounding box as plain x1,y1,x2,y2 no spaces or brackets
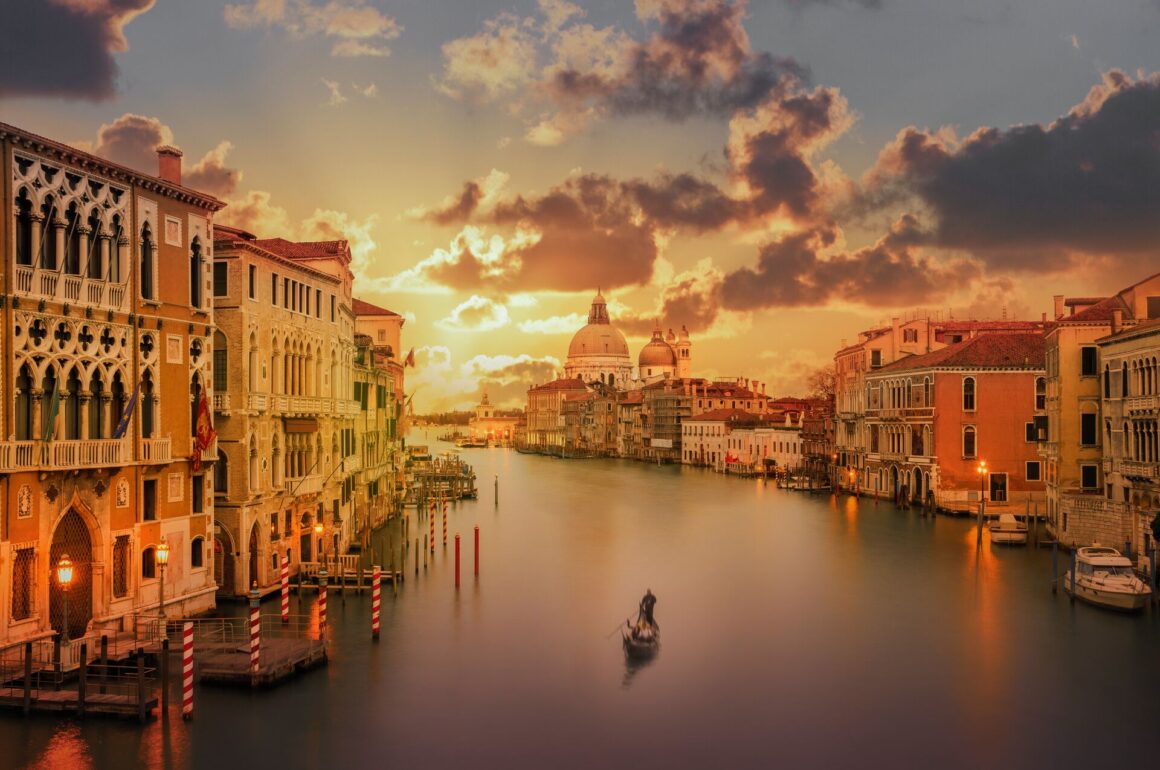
157,145,183,185
1041,312,1047,323
1112,308,1122,334
1053,295,1064,320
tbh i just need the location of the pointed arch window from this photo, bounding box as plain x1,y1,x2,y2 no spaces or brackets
141,369,156,439
63,203,82,275
87,209,104,280
15,189,34,266
140,223,156,300
190,237,204,308
41,196,59,270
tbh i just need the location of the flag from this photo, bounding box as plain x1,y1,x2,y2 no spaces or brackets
112,380,141,439
42,378,60,443
193,392,217,472
403,348,415,368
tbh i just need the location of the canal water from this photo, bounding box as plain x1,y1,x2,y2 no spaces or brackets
4,437,1160,769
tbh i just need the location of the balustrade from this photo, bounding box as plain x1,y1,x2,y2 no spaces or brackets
12,266,129,311
213,393,232,412
141,436,172,464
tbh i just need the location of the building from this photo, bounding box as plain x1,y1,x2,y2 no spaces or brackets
210,225,358,596
641,379,694,462
468,391,520,445
1043,275,1160,546
524,378,589,452
350,333,399,542
801,404,835,485
728,417,804,476
563,292,633,388
1,123,224,648
682,409,755,470
353,297,406,411
866,333,1047,512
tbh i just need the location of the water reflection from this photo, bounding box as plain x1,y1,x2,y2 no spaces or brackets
621,648,658,689
27,723,92,770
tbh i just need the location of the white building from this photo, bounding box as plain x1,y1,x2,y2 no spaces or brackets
564,292,633,388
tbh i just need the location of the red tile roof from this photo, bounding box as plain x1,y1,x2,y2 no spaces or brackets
687,408,758,422
528,377,587,392
352,298,400,317
1066,295,1129,323
876,332,1045,373
253,237,349,260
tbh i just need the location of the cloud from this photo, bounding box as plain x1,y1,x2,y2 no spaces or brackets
322,78,348,105
517,312,588,334
720,219,980,309
779,0,882,9
435,296,512,332
185,141,243,197
0,0,155,100
88,114,243,196
860,70,1160,272
436,0,808,143
410,346,561,411
225,0,401,57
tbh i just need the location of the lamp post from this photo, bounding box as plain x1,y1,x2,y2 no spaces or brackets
56,555,74,646
156,539,170,640
831,453,838,494
976,460,988,545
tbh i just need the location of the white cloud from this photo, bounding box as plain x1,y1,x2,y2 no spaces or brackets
517,312,586,334
435,295,511,332
225,0,402,58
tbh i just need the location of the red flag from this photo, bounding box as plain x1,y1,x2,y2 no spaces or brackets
193,392,217,471
403,347,415,368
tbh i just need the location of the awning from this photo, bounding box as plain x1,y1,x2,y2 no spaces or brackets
284,418,319,433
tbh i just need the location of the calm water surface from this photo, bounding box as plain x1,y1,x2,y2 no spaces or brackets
4,437,1160,769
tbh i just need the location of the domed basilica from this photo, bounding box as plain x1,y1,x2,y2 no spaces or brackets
564,291,692,388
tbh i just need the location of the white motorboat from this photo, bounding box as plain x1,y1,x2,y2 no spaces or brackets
1064,546,1151,611
989,513,1028,545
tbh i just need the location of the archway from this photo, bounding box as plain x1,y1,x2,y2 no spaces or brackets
50,510,93,639
912,467,923,503
214,525,236,596
248,522,260,590
889,466,899,502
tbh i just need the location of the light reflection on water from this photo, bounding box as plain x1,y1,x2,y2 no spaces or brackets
3,438,1160,769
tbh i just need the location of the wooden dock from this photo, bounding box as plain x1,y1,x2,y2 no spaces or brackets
0,686,157,718
198,637,327,688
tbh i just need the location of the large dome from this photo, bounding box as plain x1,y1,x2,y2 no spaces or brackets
567,291,630,359
639,328,677,367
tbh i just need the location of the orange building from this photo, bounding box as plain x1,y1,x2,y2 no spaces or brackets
865,333,1047,513
1,123,224,649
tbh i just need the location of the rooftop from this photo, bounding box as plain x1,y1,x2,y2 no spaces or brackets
528,377,588,393
352,298,401,318
875,332,1046,373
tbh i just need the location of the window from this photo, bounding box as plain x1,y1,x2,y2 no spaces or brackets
271,273,278,304
140,223,156,300
989,473,1008,503
1080,412,1097,446
192,475,204,514
903,328,918,343
962,425,977,458
1035,377,1046,410
191,537,204,568
11,548,34,620
962,377,976,411
213,262,228,296
1147,296,1160,320
870,350,882,368
1080,346,1098,376
270,513,279,541
283,278,290,309
143,479,157,521
142,547,156,579
1080,464,1098,490
248,265,256,299
1103,365,1111,398
315,289,322,318
1025,422,1036,442
213,330,228,391
215,450,229,494
1026,461,1042,481
190,237,204,308
378,329,386,342
330,295,336,321
113,536,130,597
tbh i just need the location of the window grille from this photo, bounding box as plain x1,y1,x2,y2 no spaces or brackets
11,547,35,620
113,535,130,597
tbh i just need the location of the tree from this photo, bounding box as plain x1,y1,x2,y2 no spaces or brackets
807,364,836,401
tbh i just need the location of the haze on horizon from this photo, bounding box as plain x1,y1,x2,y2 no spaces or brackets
3,0,1158,412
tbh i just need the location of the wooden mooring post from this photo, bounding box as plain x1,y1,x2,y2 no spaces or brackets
160,637,169,720
22,642,32,715
136,647,147,723
78,642,87,719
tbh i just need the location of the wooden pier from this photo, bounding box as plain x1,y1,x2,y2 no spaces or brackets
198,636,327,688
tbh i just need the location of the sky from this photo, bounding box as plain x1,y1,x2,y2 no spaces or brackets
2,0,1159,412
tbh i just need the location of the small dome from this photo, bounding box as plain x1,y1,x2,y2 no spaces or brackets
639,328,677,368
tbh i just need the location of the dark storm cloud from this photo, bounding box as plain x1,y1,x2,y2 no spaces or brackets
0,0,154,100
865,70,1160,270
92,113,171,172
720,220,979,309
425,181,484,226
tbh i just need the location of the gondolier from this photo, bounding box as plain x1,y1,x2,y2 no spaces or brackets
639,589,657,626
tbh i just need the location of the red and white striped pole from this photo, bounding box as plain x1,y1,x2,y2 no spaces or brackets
454,534,460,588
442,496,447,547
181,622,194,720
429,499,435,553
474,526,479,577
319,568,329,630
280,555,289,624
371,565,381,640
248,585,260,673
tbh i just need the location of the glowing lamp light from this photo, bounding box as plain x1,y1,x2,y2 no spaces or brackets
156,539,170,567
313,522,324,536
56,554,74,589
977,460,988,476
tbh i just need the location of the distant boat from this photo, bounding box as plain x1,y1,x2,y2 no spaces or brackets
455,437,488,448
622,617,660,659
1065,546,1151,611
989,513,1028,545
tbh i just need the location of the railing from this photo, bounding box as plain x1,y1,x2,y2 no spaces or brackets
272,395,289,413
200,437,218,461
289,396,323,414
141,436,172,464
1121,460,1159,479
12,266,130,311
1125,395,1159,413
248,392,268,412
288,474,322,496
343,454,362,473
213,393,231,412
0,439,128,470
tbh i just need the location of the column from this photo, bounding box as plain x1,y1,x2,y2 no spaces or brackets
79,394,91,439
98,237,110,281
77,227,90,276
30,389,43,441
53,221,65,271
100,396,113,440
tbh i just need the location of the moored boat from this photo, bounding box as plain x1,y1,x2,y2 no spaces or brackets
622,618,660,659
1064,546,1151,611
989,513,1028,545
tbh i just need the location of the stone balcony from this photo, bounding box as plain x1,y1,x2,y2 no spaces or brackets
287,473,322,496
343,453,362,473
1125,395,1159,414
1120,460,1159,481
247,392,268,412
141,436,172,464
0,438,128,471
213,393,231,414
14,266,129,312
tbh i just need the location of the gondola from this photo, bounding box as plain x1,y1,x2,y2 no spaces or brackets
622,617,660,659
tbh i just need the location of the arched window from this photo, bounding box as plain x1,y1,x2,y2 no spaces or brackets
14,188,33,266
962,377,976,411
191,537,205,569
249,436,259,491
923,377,931,408
41,196,59,270
190,373,202,438
41,367,58,440
1103,365,1111,399
962,425,977,458
1121,365,1128,399
89,369,105,439
109,214,124,282
141,369,155,438
215,449,229,494
111,371,126,435
87,208,104,279
140,223,155,300
15,364,34,441
142,547,157,579
190,237,204,308
213,330,228,392
63,203,82,275
1035,377,1046,411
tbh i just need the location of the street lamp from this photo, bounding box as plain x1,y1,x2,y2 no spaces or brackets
976,460,988,545
156,539,170,640
849,468,857,498
56,555,74,646
314,521,328,592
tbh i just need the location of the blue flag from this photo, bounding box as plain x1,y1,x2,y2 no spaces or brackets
112,381,141,439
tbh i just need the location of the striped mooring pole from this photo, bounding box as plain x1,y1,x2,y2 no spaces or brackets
371,565,381,640
474,526,479,576
455,534,461,588
181,622,194,720
248,584,261,673
280,555,290,624
442,496,448,547
319,568,329,628
429,503,435,553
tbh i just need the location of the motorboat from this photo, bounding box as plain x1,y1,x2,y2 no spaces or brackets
989,513,1028,545
622,617,660,659
1064,546,1151,611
